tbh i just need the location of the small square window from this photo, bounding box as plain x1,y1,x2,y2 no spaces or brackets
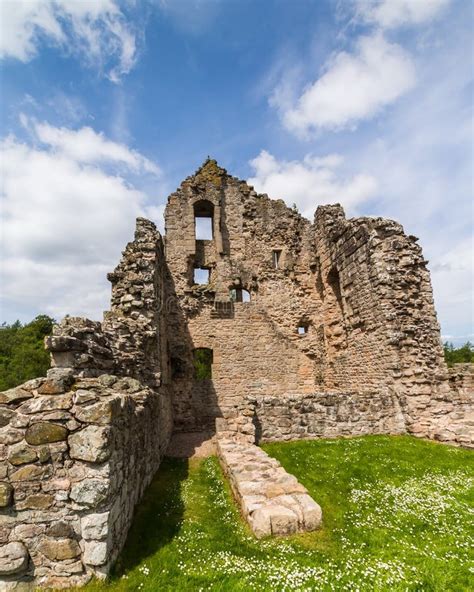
297,325,308,335
194,268,210,285
272,250,282,269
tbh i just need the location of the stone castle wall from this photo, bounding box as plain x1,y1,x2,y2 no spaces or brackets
0,371,172,588
163,160,471,445
246,391,406,443
0,217,173,588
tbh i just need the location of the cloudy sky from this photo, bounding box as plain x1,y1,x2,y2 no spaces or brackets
0,0,472,344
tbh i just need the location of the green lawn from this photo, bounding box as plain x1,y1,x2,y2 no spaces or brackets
82,436,473,591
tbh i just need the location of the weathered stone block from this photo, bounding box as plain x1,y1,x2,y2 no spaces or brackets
10,464,50,482
0,482,13,507
47,520,76,539
81,512,109,540
8,442,38,466
74,400,117,425
17,493,54,510
18,394,73,414
37,537,81,561
0,541,29,575
25,422,68,445
83,540,108,566
68,426,111,463
0,387,33,405
269,505,299,535
70,479,109,506
0,407,14,428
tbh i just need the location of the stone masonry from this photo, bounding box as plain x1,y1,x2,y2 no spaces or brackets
217,439,322,537
1,158,472,588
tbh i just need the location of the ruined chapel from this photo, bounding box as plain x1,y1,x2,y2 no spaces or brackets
0,159,472,588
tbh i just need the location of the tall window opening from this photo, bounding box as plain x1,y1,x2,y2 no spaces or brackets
194,200,214,240
194,267,210,285
193,348,213,380
327,267,344,314
272,249,282,269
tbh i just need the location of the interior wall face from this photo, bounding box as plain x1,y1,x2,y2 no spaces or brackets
163,160,455,435
164,161,326,431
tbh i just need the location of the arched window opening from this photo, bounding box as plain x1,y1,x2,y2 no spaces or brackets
193,348,213,380
230,286,251,303
194,200,214,240
194,267,210,285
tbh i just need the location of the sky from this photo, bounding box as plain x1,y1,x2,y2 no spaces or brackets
0,0,472,345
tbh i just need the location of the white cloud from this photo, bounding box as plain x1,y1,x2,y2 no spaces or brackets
33,120,160,174
357,0,450,29
0,124,163,321
279,34,415,135
430,237,474,342
248,150,377,219
0,0,137,82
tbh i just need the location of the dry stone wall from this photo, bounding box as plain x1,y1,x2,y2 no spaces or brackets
242,391,406,443
0,372,172,589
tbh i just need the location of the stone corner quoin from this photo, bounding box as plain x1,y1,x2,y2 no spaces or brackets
0,158,472,589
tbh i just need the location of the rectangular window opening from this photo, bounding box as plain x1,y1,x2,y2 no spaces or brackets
194,267,210,285
272,249,282,269
193,348,213,380
195,216,213,240
297,324,308,335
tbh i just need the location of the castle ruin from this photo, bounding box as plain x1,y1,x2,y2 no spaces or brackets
0,159,472,588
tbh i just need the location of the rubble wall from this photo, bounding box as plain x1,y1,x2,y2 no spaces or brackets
0,217,174,588
164,160,326,431
246,392,406,443
163,160,472,446
0,373,172,589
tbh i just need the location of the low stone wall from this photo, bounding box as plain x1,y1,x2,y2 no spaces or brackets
220,386,473,449
417,387,474,448
217,438,322,538
221,391,406,443
0,370,172,589
448,363,474,397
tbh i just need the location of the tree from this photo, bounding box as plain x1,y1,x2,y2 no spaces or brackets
0,315,55,390
443,341,474,367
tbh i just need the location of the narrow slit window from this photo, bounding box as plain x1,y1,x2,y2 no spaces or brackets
194,267,210,285
272,249,282,269
193,348,213,380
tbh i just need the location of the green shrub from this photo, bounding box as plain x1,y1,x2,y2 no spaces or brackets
443,341,474,367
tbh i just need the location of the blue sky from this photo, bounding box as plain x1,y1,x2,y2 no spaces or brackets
0,0,472,345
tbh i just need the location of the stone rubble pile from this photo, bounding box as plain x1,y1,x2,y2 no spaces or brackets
217,438,322,538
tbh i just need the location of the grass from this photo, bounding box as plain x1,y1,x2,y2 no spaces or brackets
80,436,473,592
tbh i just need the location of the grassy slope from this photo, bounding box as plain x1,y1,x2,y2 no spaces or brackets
81,436,473,592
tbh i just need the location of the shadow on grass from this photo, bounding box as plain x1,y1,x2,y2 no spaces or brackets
109,457,188,579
